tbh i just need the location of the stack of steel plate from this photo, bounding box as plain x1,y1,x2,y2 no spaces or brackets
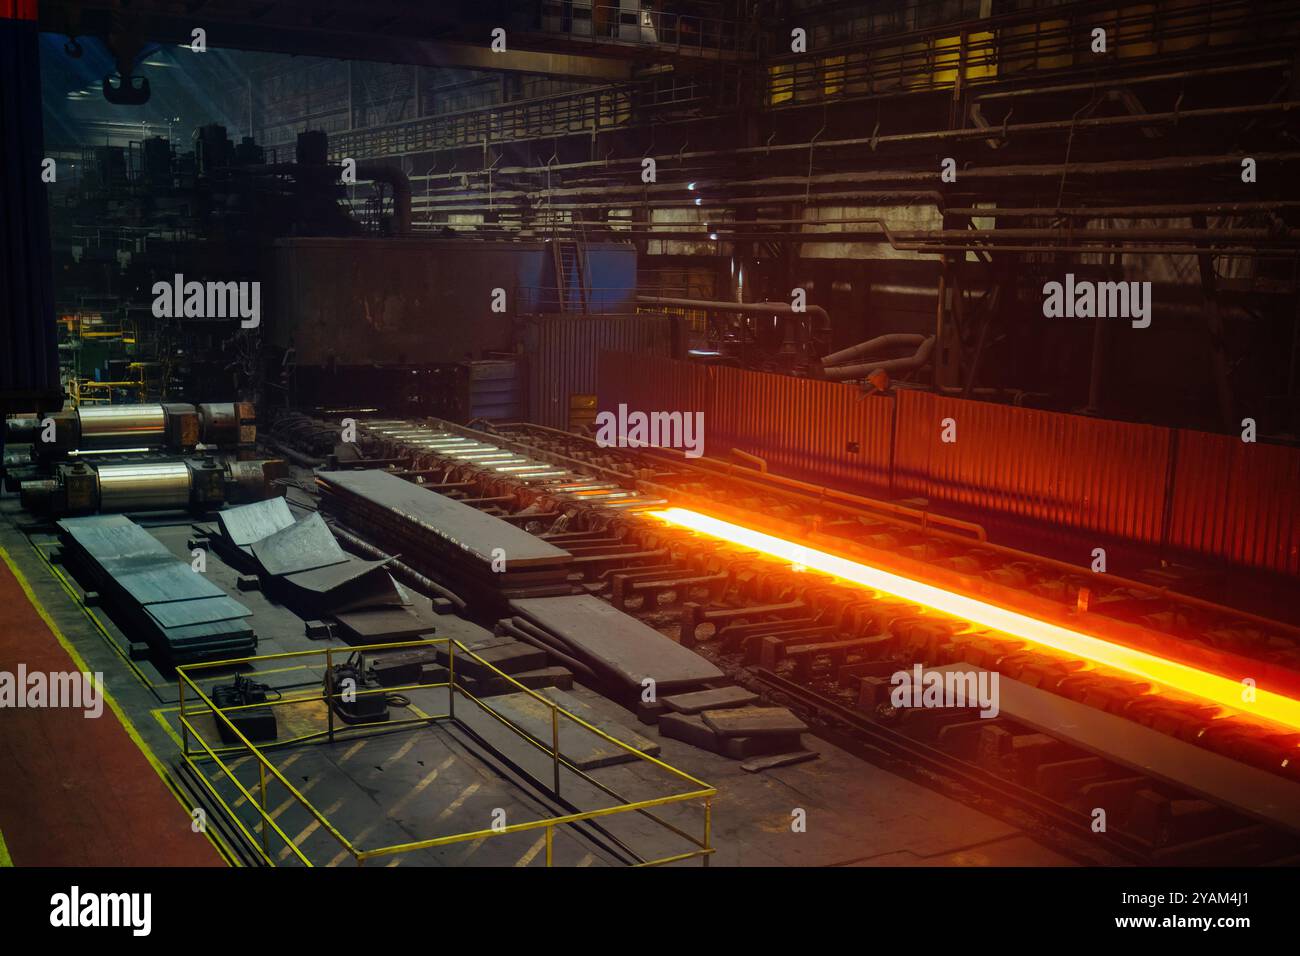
316,470,575,606
57,514,256,664
509,594,723,705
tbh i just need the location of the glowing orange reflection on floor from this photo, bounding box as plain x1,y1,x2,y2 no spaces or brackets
651,507,1300,733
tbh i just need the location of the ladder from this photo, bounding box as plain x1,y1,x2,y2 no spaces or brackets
552,239,588,313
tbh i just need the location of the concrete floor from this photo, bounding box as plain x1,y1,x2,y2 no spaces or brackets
0,494,1075,867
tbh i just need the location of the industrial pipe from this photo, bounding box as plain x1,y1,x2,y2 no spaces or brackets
529,150,1300,201
820,336,935,382
356,163,412,236
413,84,1294,183
326,518,467,613
819,333,929,369
637,295,828,325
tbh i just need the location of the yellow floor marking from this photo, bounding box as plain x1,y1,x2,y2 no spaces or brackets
326,755,457,867
433,782,480,823
0,542,234,867
515,834,547,867
450,836,487,865
209,755,250,783
278,799,345,862
33,544,158,691
339,740,368,763
265,754,309,819
383,737,419,766
393,756,458,816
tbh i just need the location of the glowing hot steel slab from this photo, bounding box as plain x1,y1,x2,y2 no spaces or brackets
651,507,1300,734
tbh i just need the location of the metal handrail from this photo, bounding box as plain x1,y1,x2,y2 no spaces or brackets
523,2,751,56
763,0,1297,108
329,85,636,161
177,636,716,867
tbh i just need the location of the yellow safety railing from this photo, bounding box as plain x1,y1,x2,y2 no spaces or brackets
176,637,716,867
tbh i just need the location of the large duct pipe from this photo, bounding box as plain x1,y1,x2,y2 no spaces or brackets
820,333,929,369
821,336,935,382
357,163,412,236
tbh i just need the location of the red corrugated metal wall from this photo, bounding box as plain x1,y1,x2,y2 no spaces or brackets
709,365,895,491
601,352,708,427
894,391,1171,547
528,316,675,428
0,2,38,20
1171,431,1300,576
596,354,1300,578
600,353,894,492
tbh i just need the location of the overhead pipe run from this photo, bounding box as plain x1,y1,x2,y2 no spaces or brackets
819,333,930,369
412,96,1298,184
524,151,1300,204
636,295,830,328
818,336,936,383
636,294,831,357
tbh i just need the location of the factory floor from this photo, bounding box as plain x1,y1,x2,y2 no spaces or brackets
0,493,1075,867
0,520,222,866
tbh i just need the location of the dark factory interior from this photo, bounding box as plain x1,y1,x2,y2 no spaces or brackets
0,0,1298,906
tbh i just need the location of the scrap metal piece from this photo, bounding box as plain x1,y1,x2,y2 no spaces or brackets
216,496,295,555
740,751,819,773
250,512,347,577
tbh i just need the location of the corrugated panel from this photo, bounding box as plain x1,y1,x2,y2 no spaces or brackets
466,359,522,421
529,315,674,428
597,355,892,490
896,390,1171,546
1,3,38,20
595,356,1300,577
1170,431,1300,576
707,365,894,491
0,14,59,409
599,353,707,433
